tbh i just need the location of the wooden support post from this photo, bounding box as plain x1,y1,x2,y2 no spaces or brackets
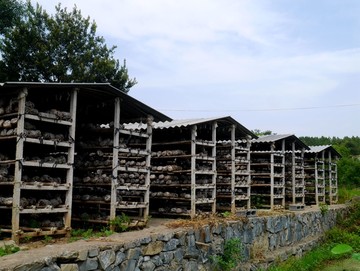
270,143,275,210
292,142,296,204
246,136,251,209
230,125,236,214
190,125,197,218
281,139,286,207
321,150,326,204
12,88,27,243
144,116,153,219
211,121,217,214
64,88,77,237
328,150,333,204
314,153,319,205
110,97,121,229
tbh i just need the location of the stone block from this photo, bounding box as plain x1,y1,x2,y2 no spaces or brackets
236,209,257,217
288,204,305,211
99,249,116,270
60,264,78,271
142,241,164,256
163,238,179,251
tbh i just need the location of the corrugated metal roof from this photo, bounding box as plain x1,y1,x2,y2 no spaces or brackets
253,134,294,143
306,145,342,157
0,82,171,122
124,116,257,138
252,134,310,150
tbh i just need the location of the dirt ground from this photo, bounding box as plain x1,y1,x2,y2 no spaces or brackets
0,218,177,270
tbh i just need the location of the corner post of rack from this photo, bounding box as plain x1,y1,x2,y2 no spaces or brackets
144,115,153,219
110,97,121,229
190,125,197,218
12,87,27,243
211,121,217,214
63,88,77,237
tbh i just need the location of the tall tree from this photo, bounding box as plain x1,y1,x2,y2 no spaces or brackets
0,2,136,92
0,0,24,35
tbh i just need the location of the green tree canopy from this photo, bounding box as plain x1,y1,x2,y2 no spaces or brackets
0,2,136,93
0,0,24,35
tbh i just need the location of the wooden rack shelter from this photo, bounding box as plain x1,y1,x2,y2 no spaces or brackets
0,82,170,242
303,145,340,205
250,134,309,210
124,116,256,218
215,119,256,214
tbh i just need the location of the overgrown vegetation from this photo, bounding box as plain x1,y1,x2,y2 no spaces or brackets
109,213,131,232
268,201,360,271
210,238,243,271
70,227,114,242
300,136,360,192
0,244,19,257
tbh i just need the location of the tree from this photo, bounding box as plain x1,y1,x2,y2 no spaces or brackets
0,2,136,92
0,0,24,35
251,129,275,136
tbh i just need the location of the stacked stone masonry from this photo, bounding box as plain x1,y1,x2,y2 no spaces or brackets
0,206,347,271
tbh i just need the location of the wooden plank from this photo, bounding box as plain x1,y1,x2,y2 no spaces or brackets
22,161,72,169
24,137,72,147
119,129,148,138
19,207,69,214
25,114,72,126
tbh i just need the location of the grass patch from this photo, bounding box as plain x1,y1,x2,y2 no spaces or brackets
69,227,114,242
338,187,360,203
210,238,243,271
268,201,360,271
0,244,20,257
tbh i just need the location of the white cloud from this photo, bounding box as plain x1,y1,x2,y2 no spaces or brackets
29,0,360,136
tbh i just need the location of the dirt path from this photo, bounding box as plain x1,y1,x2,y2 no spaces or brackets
0,218,178,270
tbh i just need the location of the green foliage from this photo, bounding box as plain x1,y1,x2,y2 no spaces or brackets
268,201,360,270
0,244,20,257
326,228,360,252
352,253,360,261
221,211,232,218
0,0,25,35
338,187,360,203
43,235,53,244
251,129,275,136
331,244,353,255
299,136,360,188
70,227,114,242
0,2,136,92
319,203,329,216
210,238,243,271
109,213,131,232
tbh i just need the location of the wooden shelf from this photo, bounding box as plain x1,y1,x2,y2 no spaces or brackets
25,114,72,126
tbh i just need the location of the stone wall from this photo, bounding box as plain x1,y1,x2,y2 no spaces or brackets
0,206,348,271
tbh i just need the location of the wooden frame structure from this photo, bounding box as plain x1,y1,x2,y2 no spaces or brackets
251,135,309,210
125,116,255,218
0,86,77,243
303,145,340,205
0,82,169,242
216,125,253,213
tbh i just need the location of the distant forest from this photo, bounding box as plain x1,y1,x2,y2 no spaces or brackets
300,136,360,187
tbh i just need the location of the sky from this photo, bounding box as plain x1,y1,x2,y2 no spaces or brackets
32,0,360,137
